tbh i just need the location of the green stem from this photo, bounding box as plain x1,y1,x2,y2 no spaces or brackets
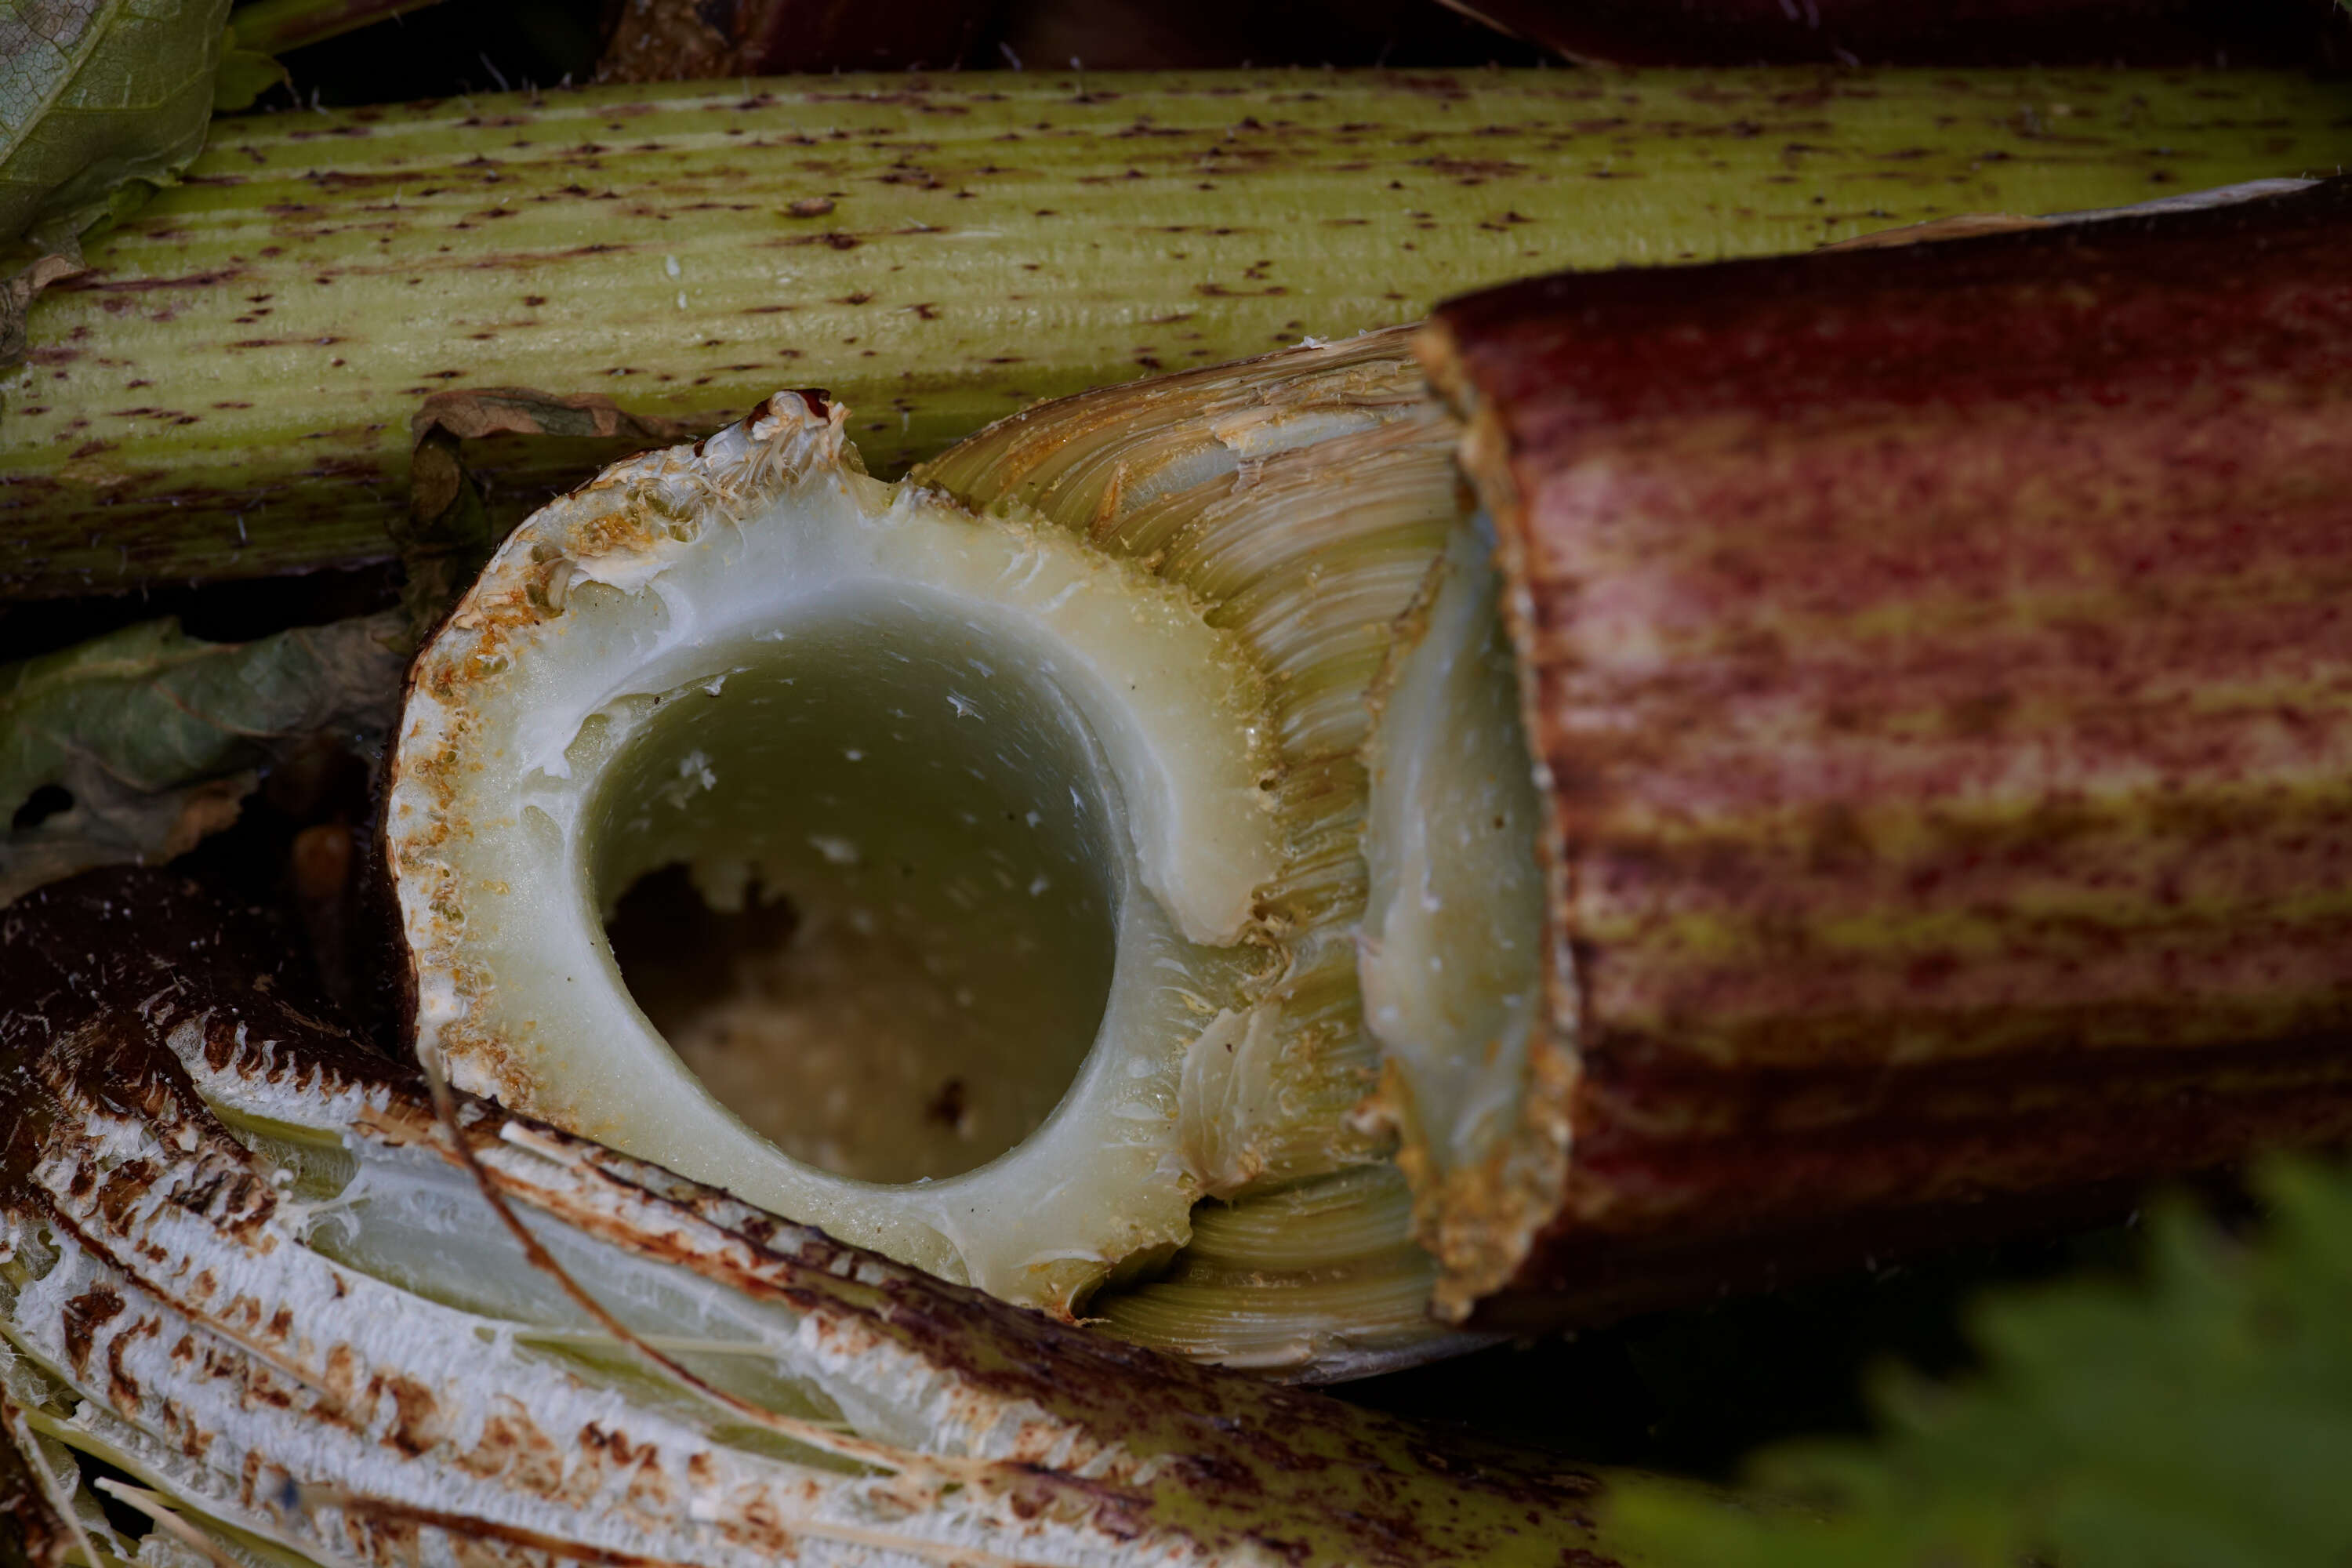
4,67,2346,597
228,0,456,59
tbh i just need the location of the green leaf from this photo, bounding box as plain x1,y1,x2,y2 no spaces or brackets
0,612,406,905
1605,1158,2352,1568
212,43,286,113
0,0,234,256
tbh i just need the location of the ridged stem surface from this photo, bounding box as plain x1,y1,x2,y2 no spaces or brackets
8,66,2347,594
1421,176,2352,1326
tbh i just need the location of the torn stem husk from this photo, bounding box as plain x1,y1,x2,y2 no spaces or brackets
0,866,1622,1568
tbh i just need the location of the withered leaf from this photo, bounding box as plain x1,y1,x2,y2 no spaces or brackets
0,612,406,906
399,386,697,634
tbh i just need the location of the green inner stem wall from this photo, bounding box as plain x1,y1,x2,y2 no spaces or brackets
586,599,1120,1185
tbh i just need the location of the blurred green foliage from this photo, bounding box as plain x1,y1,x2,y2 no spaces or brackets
1606,1157,2352,1568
